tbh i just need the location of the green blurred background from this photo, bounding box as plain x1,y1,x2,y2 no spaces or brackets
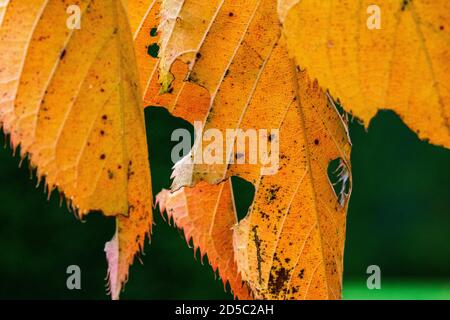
0,107,449,299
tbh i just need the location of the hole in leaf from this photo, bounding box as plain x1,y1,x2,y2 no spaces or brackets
147,43,160,58
150,27,158,37
327,158,351,207
231,176,255,222
145,107,193,193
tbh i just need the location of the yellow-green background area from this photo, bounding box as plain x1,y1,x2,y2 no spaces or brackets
344,280,450,300
0,108,449,300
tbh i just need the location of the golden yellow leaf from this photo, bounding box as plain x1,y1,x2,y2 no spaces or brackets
0,0,152,299
155,0,352,299
0,1,8,26
156,181,251,299
134,0,211,123
126,0,154,34
280,0,450,148
104,0,155,300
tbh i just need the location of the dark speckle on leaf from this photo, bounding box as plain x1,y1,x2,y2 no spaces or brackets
268,267,290,295
299,269,305,279
252,226,263,284
59,49,66,60
401,0,411,11
267,185,280,202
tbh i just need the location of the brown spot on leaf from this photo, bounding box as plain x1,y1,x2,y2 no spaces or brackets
268,267,290,295
252,226,263,284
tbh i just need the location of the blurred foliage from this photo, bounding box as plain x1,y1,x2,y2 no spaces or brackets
0,107,448,299
344,279,450,300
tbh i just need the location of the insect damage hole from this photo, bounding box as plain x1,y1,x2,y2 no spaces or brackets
327,158,351,207
231,176,255,222
147,43,160,58
146,107,193,191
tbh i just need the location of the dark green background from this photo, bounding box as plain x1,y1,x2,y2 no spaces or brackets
0,107,449,299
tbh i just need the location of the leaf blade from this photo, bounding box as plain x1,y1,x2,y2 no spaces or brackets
279,0,450,148
154,0,352,299
0,0,153,299
156,181,252,299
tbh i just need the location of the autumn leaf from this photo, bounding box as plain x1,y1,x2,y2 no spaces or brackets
103,0,156,300
0,0,351,301
0,0,446,301
134,0,211,123
148,0,352,299
279,0,450,148
0,0,153,299
156,180,251,299
0,1,7,26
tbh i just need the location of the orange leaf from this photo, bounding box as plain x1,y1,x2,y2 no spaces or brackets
279,0,450,148
0,0,153,300
154,0,352,299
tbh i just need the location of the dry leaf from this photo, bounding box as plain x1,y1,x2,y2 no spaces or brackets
0,0,152,300
279,0,450,148
154,0,352,299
